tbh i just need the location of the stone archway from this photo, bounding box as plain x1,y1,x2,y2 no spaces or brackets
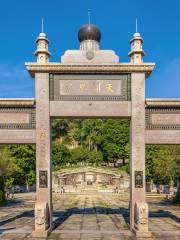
1,22,180,239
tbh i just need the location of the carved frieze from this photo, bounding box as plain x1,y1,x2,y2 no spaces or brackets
134,202,148,232
25,62,155,78
146,107,180,130
50,74,131,101
0,107,35,129
35,202,49,231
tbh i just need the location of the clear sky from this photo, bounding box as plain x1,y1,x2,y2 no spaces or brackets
0,0,179,98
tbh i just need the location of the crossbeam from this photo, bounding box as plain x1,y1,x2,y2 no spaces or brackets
0,98,180,144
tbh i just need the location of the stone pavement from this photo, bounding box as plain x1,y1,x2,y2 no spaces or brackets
0,193,179,239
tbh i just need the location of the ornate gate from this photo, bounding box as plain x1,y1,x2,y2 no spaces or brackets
0,23,180,238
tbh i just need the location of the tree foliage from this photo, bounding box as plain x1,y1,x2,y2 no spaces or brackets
52,142,70,169
0,147,15,204
0,119,179,189
9,145,36,186
146,145,179,184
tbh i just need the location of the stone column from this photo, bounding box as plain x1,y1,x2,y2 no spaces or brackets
130,73,150,238
32,73,52,237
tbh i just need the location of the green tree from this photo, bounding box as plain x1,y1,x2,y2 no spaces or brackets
9,145,36,188
102,119,130,164
52,142,70,169
76,119,104,151
70,147,89,166
0,148,15,204
51,119,69,141
145,145,159,182
146,145,179,184
87,150,103,165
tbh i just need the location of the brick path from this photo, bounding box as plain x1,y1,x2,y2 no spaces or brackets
0,193,179,239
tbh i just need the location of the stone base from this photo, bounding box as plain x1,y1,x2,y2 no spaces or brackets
31,228,52,238
133,228,154,239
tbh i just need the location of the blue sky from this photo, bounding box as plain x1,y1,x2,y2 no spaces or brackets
0,0,180,98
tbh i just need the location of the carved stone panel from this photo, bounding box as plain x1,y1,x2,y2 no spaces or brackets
39,170,48,188
146,107,180,130
50,74,131,101
0,107,35,129
151,114,180,125
135,171,143,188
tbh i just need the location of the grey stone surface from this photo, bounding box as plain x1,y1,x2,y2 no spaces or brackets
0,129,36,144
61,50,119,63
0,193,179,239
50,101,131,118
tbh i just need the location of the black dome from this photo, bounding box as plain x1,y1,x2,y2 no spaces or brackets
78,24,101,42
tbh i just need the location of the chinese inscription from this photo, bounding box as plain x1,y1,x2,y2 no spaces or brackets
50,74,131,101
59,79,120,96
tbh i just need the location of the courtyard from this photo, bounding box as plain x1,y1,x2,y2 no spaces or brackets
0,193,179,240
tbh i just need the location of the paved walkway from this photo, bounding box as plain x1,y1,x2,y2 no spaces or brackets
0,193,179,239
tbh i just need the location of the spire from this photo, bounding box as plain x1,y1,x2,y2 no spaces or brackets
38,18,46,38
88,9,91,25
136,18,138,33
34,19,51,63
42,18,44,33
128,19,145,63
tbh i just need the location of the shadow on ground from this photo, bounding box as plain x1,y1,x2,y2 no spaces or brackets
0,205,179,232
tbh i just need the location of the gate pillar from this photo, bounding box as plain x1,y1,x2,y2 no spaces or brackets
130,73,151,238
32,73,52,237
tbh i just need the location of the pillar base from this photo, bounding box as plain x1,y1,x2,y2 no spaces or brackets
132,228,154,239
31,227,52,238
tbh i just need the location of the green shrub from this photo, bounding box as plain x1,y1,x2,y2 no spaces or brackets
173,192,180,203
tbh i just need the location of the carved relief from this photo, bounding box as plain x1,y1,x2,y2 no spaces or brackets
135,171,143,188
39,170,48,188
0,107,35,129
36,209,45,225
0,113,29,124
26,63,155,79
152,114,180,125
35,202,49,231
146,107,180,130
134,202,148,232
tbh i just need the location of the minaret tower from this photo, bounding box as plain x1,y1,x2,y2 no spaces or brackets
35,19,51,63
128,19,145,63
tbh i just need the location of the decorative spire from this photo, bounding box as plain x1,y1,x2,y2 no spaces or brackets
88,9,91,25
34,19,51,63
128,19,145,63
41,18,44,33
136,18,138,33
